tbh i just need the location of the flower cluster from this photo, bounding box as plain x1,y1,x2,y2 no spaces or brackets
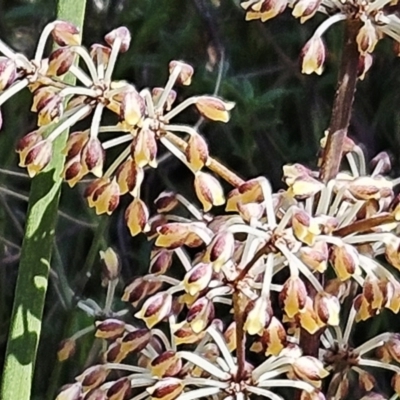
57,140,400,400
241,0,400,76
0,20,237,235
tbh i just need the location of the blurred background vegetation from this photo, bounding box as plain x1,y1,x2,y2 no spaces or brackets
1,0,400,398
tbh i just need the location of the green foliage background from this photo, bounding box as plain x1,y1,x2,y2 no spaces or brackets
1,0,400,398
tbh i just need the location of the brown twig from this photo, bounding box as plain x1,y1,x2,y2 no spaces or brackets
334,214,395,237
297,20,361,391
165,131,245,188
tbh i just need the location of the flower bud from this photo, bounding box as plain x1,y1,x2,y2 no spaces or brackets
48,47,76,76
99,247,120,281
224,321,237,352
298,297,324,334
357,19,379,55
151,351,182,378
146,378,184,400
385,235,400,271
288,175,324,199
57,338,76,362
62,156,85,187
358,370,375,392
154,191,179,213
169,60,194,86
135,291,172,328
51,21,80,46
292,356,329,387
354,294,375,322
280,276,308,318
299,241,328,273
331,243,361,281
301,35,326,75
204,230,235,272
120,88,145,126
282,163,313,186
183,262,213,296
85,177,120,215
23,140,53,177
392,372,400,396
95,318,125,340
149,249,173,275
185,133,209,171
155,222,206,249
186,297,215,333
120,328,152,354
173,320,204,345
90,44,111,68
386,334,400,363
314,292,340,326
16,130,44,166
132,127,158,168
122,277,150,305
115,158,144,196
81,136,105,177
37,94,63,126
125,198,150,236
252,316,286,356
194,171,225,211
55,383,82,400
358,53,373,80
0,57,17,91
362,275,388,311
76,365,108,390
292,208,321,246
292,0,321,23
105,26,131,53
152,87,177,110
348,176,392,200
107,377,131,400
194,96,235,123
242,0,287,22
244,296,272,335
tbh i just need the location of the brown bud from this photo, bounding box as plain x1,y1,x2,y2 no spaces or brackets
280,276,308,318
151,351,182,378
194,171,225,211
122,277,150,305
149,249,173,275
314,292,340,326
155,222,206,249
244,296,272,335
132,127,158,168
135,291,173,328
105,26,131,53
371,151,391,174
288,175,324,199
55,383,82,400
57,338,76,362
186,297,215,333
194,96,235,123
282,163,313,186
120,88,146,126
169,60,194,85
16,130,44,166
62,156,85,187
85,177,120,215
146,378,184,400
154,191,179,213
0,57,17,91
120,328,152,354
76,365,108,390
299,241,329,273
185,133,209,171
183,262,213,296
301,35,325,75
292,0,321,23
95,318,125,340
90,44,111,68
51,21,80,46
152,87,177,110
224,321,237,352
37,94,63,126
292,356,329,387
81,136,104,178
173,320,204,345
23,140,53,177
125,198,150,236
392,372,400,396
48,47,76,76
99,247,120,281
292,208,321,246
115,158,144,196
258,316,287,356
204,230,235,272
107,377,131,400
331,244,361,281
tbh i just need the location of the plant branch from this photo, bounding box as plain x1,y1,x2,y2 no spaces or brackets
319,20,361,183
334,214,395,237
0,2,87,399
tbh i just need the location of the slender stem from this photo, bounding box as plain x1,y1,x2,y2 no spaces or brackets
0,2,87,400
334,214,395,237
233,290,245,381
319,20,361,183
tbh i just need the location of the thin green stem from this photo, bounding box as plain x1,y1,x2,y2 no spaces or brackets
0,2,87,399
